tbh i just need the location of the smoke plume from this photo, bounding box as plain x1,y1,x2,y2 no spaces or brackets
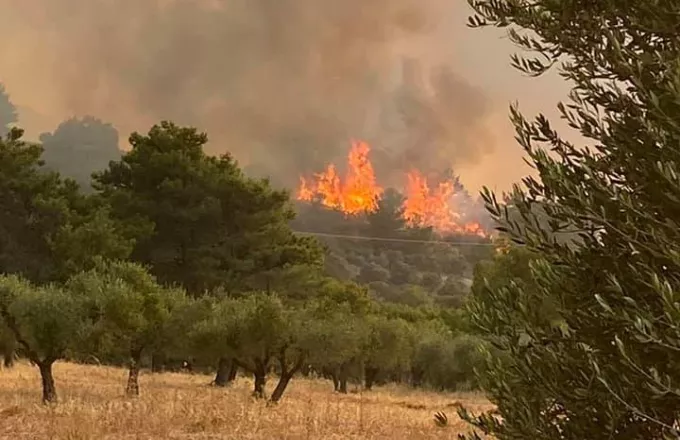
0,0,497,188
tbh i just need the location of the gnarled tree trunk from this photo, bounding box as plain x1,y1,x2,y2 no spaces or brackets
228,361,238,382
214,357,233,387
270,373,293,403
2,311,56,401
126,348,143,396
364,366,379,390
322,366,340,391
338,363,349,394
269,353,305,403
38,361,57,403
332,374,340,391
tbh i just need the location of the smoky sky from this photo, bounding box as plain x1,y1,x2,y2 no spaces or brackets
0,0,499,189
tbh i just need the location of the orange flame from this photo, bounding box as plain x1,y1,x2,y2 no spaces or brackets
297,140,486,236
403,170,485,237
297,140,383,215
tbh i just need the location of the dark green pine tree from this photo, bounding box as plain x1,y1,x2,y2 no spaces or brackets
459,1,680,439
0,127,132,284
94,121,323,296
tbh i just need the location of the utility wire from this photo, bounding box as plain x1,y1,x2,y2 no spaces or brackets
292,230,499,246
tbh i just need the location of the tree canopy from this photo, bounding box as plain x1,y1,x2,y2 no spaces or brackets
0,128,131,283
40,116,122,190
66,259,187,395
94,121,323,295
0,275,100,402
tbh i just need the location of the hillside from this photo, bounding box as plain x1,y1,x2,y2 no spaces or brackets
291,199,494,307
290,141,495,307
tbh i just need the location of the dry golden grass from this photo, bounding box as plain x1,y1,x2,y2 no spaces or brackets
0,361,493,439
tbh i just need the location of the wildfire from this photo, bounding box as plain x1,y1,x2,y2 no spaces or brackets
298,140,383,215
403,170,485,236
297,140,486,237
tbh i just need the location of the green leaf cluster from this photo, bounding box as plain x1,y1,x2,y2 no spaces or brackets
461,1,680,438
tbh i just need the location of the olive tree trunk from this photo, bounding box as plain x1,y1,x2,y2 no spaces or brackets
269,353,305,403
228,362,238,382
253,363,267,399
338,363,349,394
214,357,235,387
233,358,268,399
38,361,57,403
364,366,379,390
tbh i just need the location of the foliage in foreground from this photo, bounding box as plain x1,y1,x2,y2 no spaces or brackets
460,1,680,439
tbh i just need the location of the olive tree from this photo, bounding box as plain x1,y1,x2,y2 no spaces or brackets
459,1,680,438
191,294,292,399
362,315,414,390
0,276,99,403
301,300,368,394
66,259,187,396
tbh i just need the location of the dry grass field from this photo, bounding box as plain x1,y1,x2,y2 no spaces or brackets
0,361,493,439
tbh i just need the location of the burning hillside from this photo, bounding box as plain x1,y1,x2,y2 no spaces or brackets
297,140,486,237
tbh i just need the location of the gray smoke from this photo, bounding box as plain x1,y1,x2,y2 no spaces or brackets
0,0,495,189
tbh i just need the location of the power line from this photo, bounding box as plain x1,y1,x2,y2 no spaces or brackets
292,230,498,246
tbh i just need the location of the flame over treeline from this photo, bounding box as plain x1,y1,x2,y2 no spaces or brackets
297,140,486,237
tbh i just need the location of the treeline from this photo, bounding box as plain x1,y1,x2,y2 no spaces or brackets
0,260,485,403
0,122,487,404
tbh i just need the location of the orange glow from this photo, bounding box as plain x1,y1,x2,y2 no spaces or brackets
297,176,315,201
297,140,383,215
402,170,485,237
297,140,486,236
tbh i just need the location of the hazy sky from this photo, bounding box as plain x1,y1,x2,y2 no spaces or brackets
0,0,574,193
